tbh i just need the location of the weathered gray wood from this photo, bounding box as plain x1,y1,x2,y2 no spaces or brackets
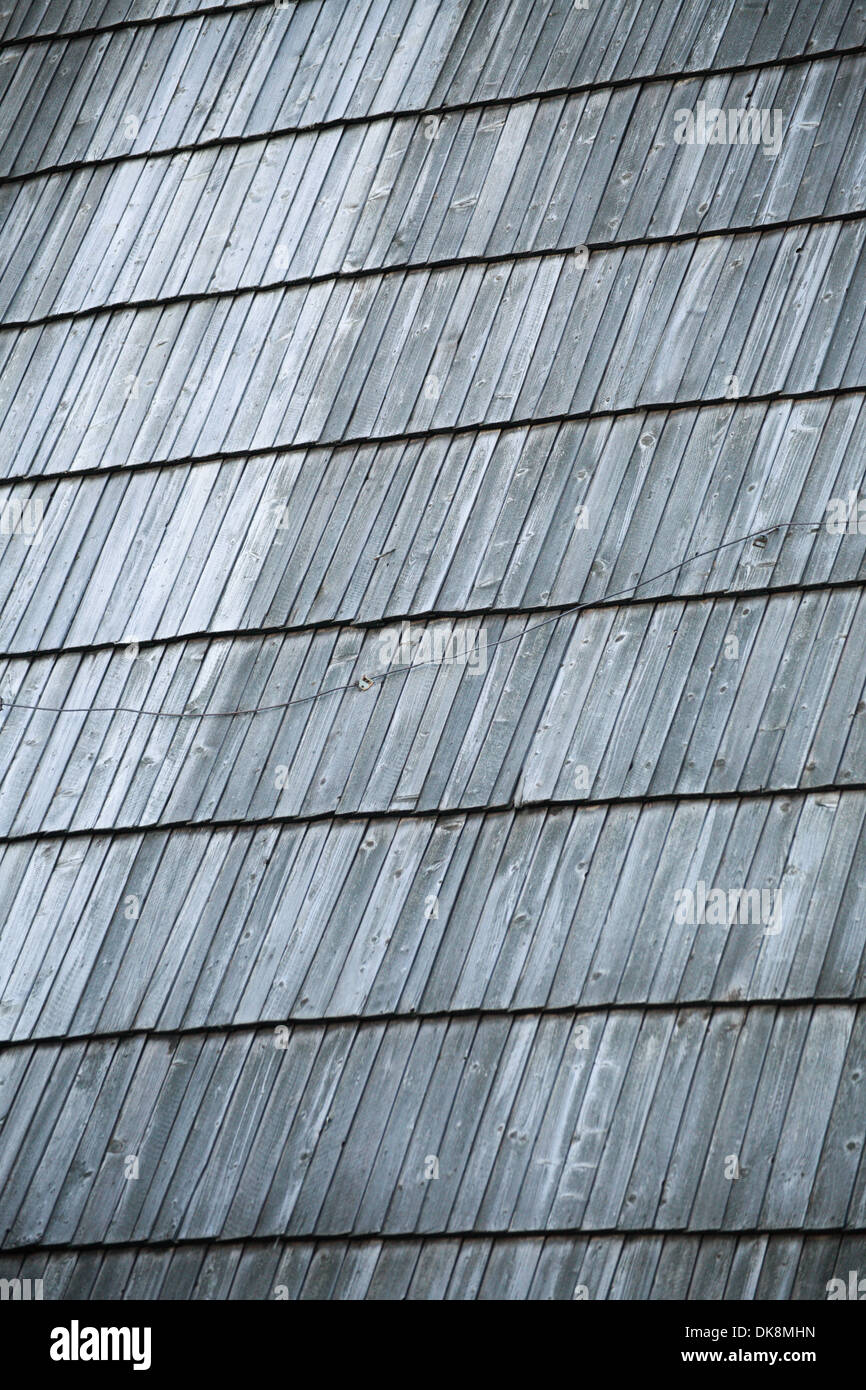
1,0,864,1304
2,1229,865,1298
2,787,864,1040
3,222,866,478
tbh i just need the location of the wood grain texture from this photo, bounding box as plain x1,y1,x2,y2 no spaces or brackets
0,0,864,1299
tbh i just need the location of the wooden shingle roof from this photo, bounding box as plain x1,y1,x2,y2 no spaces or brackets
1,0,864,1298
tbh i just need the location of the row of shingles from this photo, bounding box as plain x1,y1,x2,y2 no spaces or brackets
0,603,565,834
3,391,866,657
0,1002,862,1247
1,1231,864,1299
0,0,337,175
10,0,866,72
0,1012,815,1248
2,584,866,834
0,0,264,45
0,0,604,176
2,51,865,323
3,219,866,481
0,787,863,1044
3,0,864,177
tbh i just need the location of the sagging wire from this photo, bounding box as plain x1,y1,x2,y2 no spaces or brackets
0,519,836,721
